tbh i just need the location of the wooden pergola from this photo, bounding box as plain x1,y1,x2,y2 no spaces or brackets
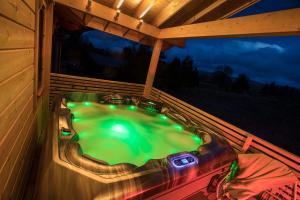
1,0,300,198
55,0,300,97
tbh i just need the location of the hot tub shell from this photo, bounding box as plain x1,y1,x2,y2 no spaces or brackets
36,92,237,200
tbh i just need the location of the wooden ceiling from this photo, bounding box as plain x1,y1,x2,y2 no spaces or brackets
92,0,261,28
54,0,262,48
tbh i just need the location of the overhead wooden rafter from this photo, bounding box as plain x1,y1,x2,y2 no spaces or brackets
219,0,261,20
151,0,190,27
55,0,160,38
114,0,125,9
183,0,227,25
87,18,176,50
134,0,156,19
159,8,300,39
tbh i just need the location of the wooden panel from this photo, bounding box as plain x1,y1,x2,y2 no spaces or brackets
151,0,190,27
0,96,33,195
0,16,34,49
0,49,34,82
0,0,35,30
0,65,33,112
0,82,33,140
23,0,36,12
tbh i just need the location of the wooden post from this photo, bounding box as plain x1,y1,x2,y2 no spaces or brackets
143,39,163,97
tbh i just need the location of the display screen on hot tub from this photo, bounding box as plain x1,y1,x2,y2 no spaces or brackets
65,101,203,167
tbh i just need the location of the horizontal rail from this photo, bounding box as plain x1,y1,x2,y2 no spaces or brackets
49,73,144,105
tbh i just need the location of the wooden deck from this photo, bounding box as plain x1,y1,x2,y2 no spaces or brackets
50,73,299,200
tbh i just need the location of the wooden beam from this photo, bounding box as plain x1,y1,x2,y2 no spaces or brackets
87,18,154,47
83,14,93,25
151,0,190,27
143,39,163,97
183,0,227,25
134,0,155,19
55,0,160,38
159,8,300,39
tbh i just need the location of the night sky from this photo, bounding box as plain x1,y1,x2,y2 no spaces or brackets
84,0,300,88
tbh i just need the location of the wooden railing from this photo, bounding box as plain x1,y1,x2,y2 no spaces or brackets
49,73,144,106
150,87,300,200
49,73,299,199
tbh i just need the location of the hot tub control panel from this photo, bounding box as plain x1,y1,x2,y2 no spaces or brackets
169,153,198,168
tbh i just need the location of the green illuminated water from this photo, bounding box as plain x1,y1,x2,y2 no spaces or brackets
68,102,203,166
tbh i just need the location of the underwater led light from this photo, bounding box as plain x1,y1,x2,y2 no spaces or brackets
83,101,92,106
108,104,117,110
128,105,137,111
67,102,76,108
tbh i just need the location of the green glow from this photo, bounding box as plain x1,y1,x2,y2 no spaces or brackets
67,102,76,108
112,124,128,133
145,107,156,113
227,160,239,181
62,131,71,136
192,135,203,144
108,104,117,110
174,124,183,131
68,102,202,166
128,105,137,111
83,101,92,106
159,114,168,120
73,118,80,122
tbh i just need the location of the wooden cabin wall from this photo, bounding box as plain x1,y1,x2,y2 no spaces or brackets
0,0,53,199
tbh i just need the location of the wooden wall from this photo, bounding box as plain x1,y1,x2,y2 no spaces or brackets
0,0,52,199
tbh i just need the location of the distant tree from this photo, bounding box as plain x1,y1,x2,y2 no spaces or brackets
212,66,233,90
181,56,199,87
261,82,297,99
119,44,151,83
232,74,250,93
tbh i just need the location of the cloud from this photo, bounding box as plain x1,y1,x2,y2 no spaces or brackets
235,41,285,53
165,37,300,88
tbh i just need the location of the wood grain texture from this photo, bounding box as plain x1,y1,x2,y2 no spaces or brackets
0,82,33,140
0,98,34,199
159,8,300,39
23,0,36,12
143,39,162,97
0,66,33,113
0,0,35,30
0,95,33,195
0,16,34,49
55,0,160,38
0,49,34,82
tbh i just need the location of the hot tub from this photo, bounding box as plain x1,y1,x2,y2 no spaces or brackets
37,92,236,200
